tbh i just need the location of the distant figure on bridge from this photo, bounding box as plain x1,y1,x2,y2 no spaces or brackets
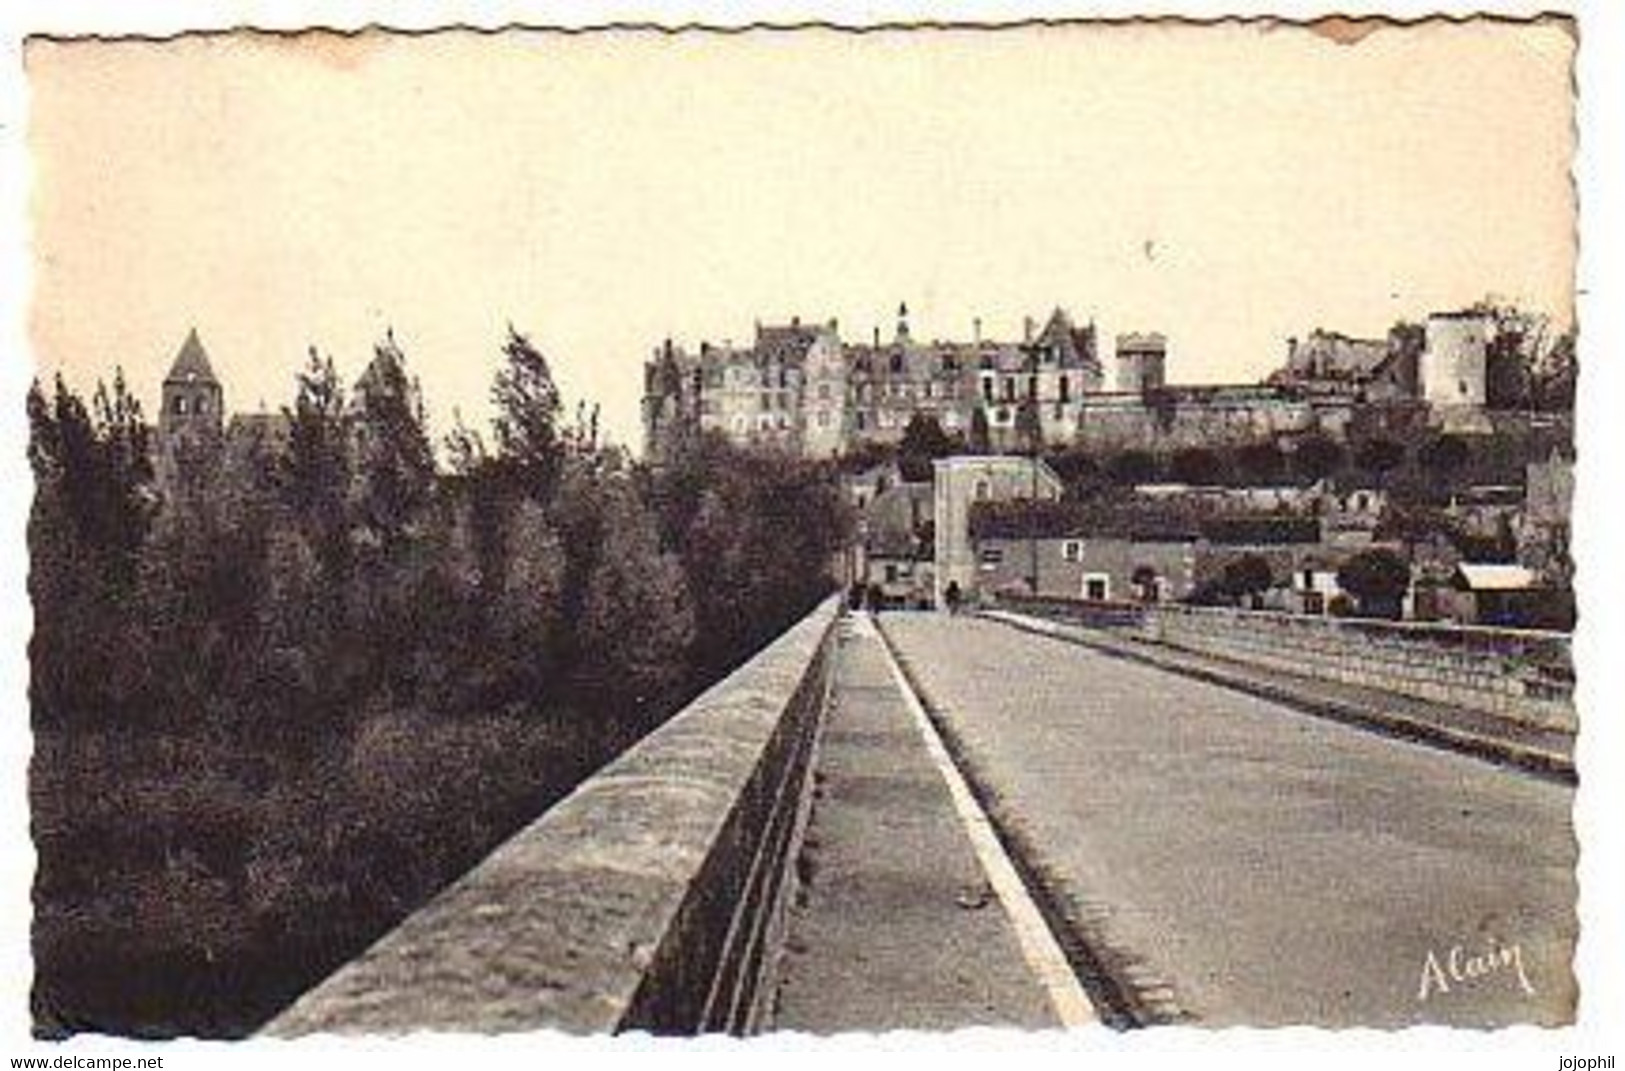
944,580,963,616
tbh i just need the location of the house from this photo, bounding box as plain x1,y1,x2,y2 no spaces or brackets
932,454,1063,606
969,532,1197,604
860,482,935,608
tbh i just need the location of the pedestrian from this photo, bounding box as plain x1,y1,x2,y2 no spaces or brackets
944,580,962,615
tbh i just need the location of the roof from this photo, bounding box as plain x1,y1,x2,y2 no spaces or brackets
1033,308,1100,371
755,321,827,365
165,328,218,386
1456,563,1537,591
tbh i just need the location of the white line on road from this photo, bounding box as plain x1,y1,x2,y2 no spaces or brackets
860,611,1099,1029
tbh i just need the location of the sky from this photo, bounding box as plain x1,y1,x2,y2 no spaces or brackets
25,18,1576,453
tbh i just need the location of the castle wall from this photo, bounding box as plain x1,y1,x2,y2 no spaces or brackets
1074,391,1343,452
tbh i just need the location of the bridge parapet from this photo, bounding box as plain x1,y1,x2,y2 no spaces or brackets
998,594,1573,732
1140,603,1574,730
263,596,842,1037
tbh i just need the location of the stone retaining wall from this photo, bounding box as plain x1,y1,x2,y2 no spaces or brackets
263,597,842,1036
1140,603,1574,731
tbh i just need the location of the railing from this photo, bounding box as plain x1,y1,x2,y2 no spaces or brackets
263,596,843,1036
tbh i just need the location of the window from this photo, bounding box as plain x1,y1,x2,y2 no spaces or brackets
172,395,188,415
1003,378,1016,402
974,478,991,501
891,353,903,374
982,377,995,403
1059,375,1071,403
885,563,899,583
1063,540,1085,563
1028,376,1038,400
817,410,830,427
1082,574,1110,602
818,383,831,401
979,546,1005,565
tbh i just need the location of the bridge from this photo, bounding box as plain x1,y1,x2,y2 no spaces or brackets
262,595,1577,1034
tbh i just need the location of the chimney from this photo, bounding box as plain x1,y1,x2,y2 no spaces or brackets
973,317,983,344
1024,316,1036,343
873,325,881,347
791,315,801,328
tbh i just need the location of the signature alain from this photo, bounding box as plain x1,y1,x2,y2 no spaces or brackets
1417,937,1535,1001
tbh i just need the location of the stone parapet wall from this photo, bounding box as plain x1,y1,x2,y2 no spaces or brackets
263,597,843,1037
1140,603,1575,731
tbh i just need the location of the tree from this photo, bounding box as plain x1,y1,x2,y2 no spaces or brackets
1048,449,1101,498
575,481,696,740
898,412,954,482
280,349,352,582
491,326,564,499
481,498,566,710
1353,437,1406,483
1107,450,1158,485
1417,433,1471,485
1235,440,1286,485
1530,330,1577,411
1337,548,1412,618
1474,299,1575,412
1171,447,1224,486
1292,434,1344,484
1218,553,1274,607
443,408,488,478
351,334,436,549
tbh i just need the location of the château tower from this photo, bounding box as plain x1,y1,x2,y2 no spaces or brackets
156,328,224,498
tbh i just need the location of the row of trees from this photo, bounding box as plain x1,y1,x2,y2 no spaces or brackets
28,329,849,1036
881,406,1561,501
1191,547,1412,618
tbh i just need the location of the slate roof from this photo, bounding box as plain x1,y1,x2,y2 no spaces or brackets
755,321,825,366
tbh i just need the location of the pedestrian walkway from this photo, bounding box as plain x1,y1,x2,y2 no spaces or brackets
767,614,1065,1032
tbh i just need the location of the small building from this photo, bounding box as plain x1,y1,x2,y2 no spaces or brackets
1440,562,1541,627
933,454,1063,607
861,481,935,608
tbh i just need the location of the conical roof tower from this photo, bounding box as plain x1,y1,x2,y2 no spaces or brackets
164,327,219,386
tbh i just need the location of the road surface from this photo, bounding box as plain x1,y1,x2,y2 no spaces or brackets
879,611,1576,1028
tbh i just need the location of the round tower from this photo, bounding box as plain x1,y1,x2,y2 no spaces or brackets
1421,311,1490,409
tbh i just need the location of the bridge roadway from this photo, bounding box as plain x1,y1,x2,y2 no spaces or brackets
773,610,1576,1030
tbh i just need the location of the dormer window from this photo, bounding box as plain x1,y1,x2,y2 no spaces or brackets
173,395,188,415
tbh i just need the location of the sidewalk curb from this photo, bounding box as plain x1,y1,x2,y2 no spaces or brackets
872,615,1189,1030
982,610,1576,786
